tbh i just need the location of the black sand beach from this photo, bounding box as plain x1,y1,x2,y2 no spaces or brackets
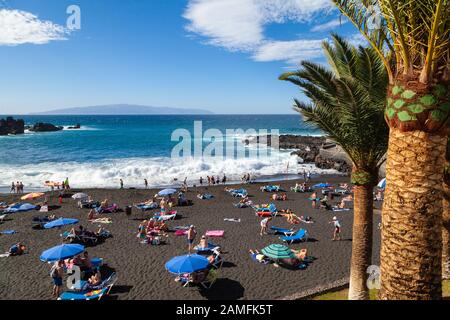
0,176,381,300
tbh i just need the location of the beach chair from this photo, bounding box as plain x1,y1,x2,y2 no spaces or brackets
270,226,295,236
279,229,308,244
155,213,177,221
58,285,113,301
134,203,158,211
201,269,219,289
194,243,220,254
70,272,117,292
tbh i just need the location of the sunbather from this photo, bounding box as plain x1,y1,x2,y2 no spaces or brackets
88,269,102,286
198,235,208,249
8,242,26,256
249,249,269,264
88,209,97,221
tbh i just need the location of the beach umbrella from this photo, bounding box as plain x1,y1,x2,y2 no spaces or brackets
312,183,332,189
44,218,79,229
72,193,88,200
165,254,209,274
158,189,177,197
377,178,386,189
40,244,84,262
21,192,45,201
261,244,295,260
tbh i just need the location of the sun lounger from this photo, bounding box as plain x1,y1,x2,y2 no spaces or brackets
0,230,17,235
70,272,116,292
61,231,98,245
96,204,119,214
270,226,295,236
332,208,351,212
58,286,112,300
201,269,219,289
134,203,158,211
155,213,177,221
224,218,240,223
194,243,220,254
279,229,308,244
261,185,284,192
32,216,53,229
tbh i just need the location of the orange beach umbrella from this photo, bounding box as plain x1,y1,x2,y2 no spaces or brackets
21,192,45,201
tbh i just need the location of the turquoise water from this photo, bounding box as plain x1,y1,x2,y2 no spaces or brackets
0,115,329,190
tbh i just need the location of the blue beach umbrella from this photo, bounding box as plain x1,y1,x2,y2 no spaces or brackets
40,244,85,262
158,189,177,197
377,178,386,189
44,218,79,229
165,254,209,274
312,183,332,189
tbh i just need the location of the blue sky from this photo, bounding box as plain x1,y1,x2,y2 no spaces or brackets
0,0,363,114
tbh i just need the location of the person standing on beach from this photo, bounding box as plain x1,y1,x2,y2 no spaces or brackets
120,179,124,189
144,179,148,189
64,177,70,190
222,174,226,184
330,216,341,241
50,260,64,298
187,225,197,254
199,177,203,185
10,182,15,193
260,217,272,236
307,171,311,182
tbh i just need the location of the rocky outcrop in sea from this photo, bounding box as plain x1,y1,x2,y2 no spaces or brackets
28,123,63,132
0,117,25,135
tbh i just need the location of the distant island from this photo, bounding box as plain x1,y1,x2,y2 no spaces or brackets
31,104,214,115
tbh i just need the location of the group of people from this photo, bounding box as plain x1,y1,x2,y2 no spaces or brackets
9,181,24,194
241,173,252,183
137,219,169,245
199,174,227,186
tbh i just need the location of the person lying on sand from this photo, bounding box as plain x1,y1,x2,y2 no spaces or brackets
292,248,308,260
100,199,109,209
8,242,26,256
249,250,269,264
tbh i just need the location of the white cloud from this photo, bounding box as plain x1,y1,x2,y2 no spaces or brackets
184,0,333,63
0,9,68,46
254,39,325,64
347,33,367,47
311,18,347,32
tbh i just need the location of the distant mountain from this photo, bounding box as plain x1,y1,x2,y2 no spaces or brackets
32,104,214,115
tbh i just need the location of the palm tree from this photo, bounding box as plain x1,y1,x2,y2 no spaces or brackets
280,34,388,300
444,139,450,279
333,0,449,299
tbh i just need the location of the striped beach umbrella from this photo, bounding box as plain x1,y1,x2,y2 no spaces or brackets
261,244,295,260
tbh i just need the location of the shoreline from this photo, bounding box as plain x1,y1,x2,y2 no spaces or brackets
0,172,346,195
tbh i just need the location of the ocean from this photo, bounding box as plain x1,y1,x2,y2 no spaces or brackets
0,115,335,191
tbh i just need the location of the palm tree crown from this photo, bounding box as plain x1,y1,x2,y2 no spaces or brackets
280,34,388,185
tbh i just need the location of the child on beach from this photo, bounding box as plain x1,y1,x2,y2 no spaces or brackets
260,217,272,236
330,216,342,241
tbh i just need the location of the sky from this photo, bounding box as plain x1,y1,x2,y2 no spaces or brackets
0,0,364,114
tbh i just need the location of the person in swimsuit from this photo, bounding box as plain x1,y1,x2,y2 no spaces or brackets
187,225,197,254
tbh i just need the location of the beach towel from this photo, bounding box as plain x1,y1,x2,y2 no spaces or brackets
224,218,240,223
175,230,188,236
0,230,17,235
197,194,214,200
89,218,113,224
206,230,224,237
0,253,10,258
332,208,351,212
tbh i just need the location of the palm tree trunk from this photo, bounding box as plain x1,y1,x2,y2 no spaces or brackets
348,183,374,300
443,181,450,280
380,128,446,300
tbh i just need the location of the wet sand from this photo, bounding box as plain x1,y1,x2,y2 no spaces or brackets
0,176,381,300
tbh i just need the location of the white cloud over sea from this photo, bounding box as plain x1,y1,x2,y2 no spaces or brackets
183,0,335,64
0,9,68,46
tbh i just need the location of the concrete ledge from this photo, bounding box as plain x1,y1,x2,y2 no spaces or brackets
278,277,350,300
